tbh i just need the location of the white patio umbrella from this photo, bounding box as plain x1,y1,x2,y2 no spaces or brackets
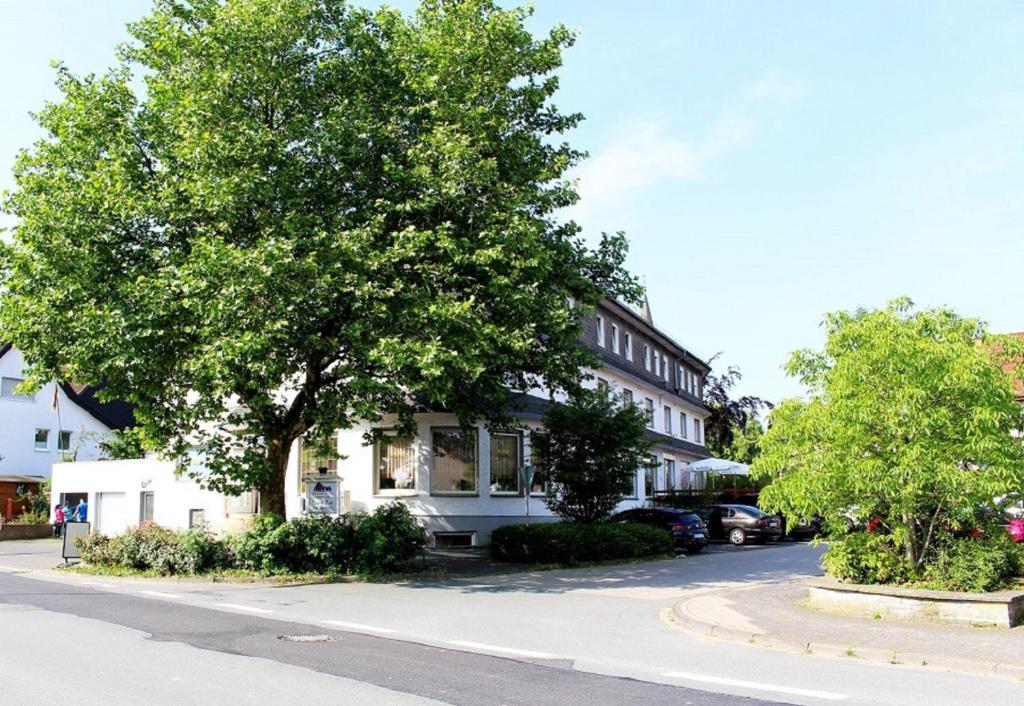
685,457,749,476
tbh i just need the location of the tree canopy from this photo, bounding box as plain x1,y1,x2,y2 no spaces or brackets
702,362,771,461
753,298,1024,572
531,387,652,523
0,0,639,514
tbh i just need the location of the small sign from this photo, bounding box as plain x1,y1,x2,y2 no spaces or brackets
307,479,339,514
62,521,90,563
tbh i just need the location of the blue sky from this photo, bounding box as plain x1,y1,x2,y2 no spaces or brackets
2,1,1023,404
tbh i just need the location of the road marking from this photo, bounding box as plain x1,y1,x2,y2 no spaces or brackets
323,620,397,634
138,590,183,599
663,672,848,701
219,603,273,614
82,581,116,588
446,640,558,659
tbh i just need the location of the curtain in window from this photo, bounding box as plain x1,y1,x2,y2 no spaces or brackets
376,437,416,490
432,430,477,492
489,433,520,493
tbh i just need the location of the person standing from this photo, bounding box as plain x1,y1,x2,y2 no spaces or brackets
75,497,88,523
53,504,66,538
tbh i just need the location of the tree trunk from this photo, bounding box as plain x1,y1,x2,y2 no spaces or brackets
903,514,920,570
259,437,291,517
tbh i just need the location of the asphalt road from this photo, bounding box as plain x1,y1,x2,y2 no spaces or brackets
3,541,1024,705
0,571,769,706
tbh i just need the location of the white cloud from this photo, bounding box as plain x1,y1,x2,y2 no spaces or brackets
571,70,806,223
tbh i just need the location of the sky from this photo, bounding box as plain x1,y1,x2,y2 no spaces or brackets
2,1,1023,405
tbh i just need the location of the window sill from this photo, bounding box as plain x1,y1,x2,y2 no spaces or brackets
429,492,480,497
490,492,524,498
374,490,418,498
33,448,49,453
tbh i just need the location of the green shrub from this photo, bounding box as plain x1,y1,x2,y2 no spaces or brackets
10,510,50,525
100,522,229,575
489,522,674,564
227,513,288,573
821,532,914,585
919,537,1024,593
76,532,114,565
352,503,428,575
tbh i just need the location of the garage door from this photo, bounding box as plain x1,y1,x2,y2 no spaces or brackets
96,492,131,536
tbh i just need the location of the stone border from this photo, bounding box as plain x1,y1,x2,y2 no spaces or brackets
807,578,1024,628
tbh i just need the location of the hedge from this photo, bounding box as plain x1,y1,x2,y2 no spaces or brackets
489,522,674,564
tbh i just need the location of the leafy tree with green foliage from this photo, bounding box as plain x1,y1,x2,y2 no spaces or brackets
753,298,1024,576
702,363,771,461
0,0,639,515
531,386,653,523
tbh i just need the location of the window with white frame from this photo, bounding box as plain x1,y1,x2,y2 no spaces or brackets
665,459,676,491
610,324,619,354
662,356,669,381
597,377,609,392
621,388,634,406
680,412,688,439
374,434,417,492
663,406,672,434
644,398,655,428
300,437,339,477
643,344,651,371
1,377,34,402
624,332,633,360
58,430,72,452
431,428,477,493
644,459,656,497
489,431,522,494
596,316,606,347
694,418,701,443
34,428,49,451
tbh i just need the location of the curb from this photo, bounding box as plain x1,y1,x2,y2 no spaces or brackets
666,591,1024,683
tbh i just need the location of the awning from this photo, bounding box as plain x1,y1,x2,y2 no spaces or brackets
685,457,749,476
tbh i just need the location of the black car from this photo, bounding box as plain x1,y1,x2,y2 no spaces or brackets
695,504,783,545
609,508,709,554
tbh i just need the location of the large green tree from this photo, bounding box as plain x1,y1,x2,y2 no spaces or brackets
0,0,639,515
531,387,653,524
753,298,1024,571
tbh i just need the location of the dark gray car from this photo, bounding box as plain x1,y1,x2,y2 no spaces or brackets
696,504,783,545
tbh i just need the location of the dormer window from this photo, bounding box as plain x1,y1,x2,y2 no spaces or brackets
596,316,606,348
610,324,619,354
624,333,633,360
643,344,651,371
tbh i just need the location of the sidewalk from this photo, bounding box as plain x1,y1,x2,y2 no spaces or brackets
670,578,1024,682
0,538,66,572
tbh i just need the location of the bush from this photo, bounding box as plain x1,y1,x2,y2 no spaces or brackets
352,503,428,575
920,537,1024,593
76,532,114,565
489,522,674,564
821,532,914,585
74,504,426,577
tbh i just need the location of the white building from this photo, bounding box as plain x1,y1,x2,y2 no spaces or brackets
49,300,713,544
0,345,136,479
284,300,712,545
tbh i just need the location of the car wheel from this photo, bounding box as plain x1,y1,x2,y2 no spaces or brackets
728,528,746,546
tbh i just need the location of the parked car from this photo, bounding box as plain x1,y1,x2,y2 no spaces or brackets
695,504,783,545
609,508,709,554
784,514,823,541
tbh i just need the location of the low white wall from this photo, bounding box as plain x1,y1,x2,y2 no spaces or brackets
51,458,237,535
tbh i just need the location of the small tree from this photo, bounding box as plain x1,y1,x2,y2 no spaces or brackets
752,298,1024,575
702,362,771,460
531,386,653,523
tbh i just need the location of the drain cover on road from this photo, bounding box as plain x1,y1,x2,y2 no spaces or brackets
277,634,337,643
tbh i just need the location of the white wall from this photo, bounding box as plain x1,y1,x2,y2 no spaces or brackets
0,348,113,478
50,458,236,534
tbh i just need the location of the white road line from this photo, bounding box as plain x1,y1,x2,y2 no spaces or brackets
446,640,558,660
138,590,183,599
663,672,848,701
323,620,397,634
218,603,273,614
81,581,115,588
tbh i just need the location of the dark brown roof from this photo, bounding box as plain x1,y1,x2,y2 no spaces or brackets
59,382,136,431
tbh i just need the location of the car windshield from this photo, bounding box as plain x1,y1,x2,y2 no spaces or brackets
732,505,763,517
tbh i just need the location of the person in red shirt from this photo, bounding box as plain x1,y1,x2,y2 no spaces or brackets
53,504,66,538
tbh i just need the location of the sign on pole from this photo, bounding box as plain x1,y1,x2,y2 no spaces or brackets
306,479,339,514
